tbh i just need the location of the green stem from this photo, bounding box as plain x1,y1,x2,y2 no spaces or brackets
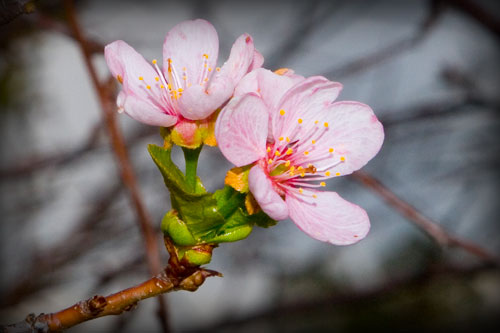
182,146,203,192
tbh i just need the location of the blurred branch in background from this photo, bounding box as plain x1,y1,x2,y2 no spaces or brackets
351,171,499,265
62,0,169,330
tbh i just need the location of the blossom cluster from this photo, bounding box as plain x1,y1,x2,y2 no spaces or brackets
105,19,384,245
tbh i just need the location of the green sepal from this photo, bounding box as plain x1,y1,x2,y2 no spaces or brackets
149,144,226,240
183,249,212,266
161,210,197,246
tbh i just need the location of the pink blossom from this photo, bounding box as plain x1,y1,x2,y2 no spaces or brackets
215,70,384,245
104,19,263,127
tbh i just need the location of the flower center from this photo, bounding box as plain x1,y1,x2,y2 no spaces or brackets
130,55,221,115
264,109,347,198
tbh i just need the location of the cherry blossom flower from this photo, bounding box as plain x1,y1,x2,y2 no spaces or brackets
216,70,384,245
104,19,263,128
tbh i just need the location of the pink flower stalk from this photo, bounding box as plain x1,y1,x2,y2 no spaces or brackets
104,19,263,127
216,69,384,245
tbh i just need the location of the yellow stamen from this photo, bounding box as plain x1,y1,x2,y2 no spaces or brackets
340,156,346,162
320,182,326,187
324,122,329,128
160,85,165,89
267,147,271,152
299,188,303,194
268,159,273,164
304,151,309,156
286,148,293,155
216,67,221,72
286,137,290,143
325,171,331,176
285,160,291,167
116,74,123,84
146,85,151,90
312,194,317,198
336,172,341,176
279,137,284,141
178,88,184,93
152,59,157,64
275,151,281,156
329,148,334,153
138,76,144,81
208,67,212,72
279,109,285,116
155,77,159,82
314,120,319,125
311,140,316,144
298,118,303,124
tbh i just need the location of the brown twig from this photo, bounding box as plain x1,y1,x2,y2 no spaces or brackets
351,170,500,265
2,267,221,332
62,0,169,330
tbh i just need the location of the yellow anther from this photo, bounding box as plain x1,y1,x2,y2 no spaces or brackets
178,88,184,93
340,156,346,162
280,109,285,116
325,171,331,176
297,166,304,171
304,151,309,156
267,147,271,152
279,137,284,141
203,53,209,59
298,118,303,124
204,63,207,67
286,137,290,143
336,172,341,176
324,122,329,128
268,159,273,164
167,58,172,63
208,67,212,72
152,59,157,64
312,194,317,198
329,148,334,153
300,172,305,177
275,151,281,156
216,67,221,72
314,120,319,125
286,148,293,155
160,85,165,89
182,67,187,71
116,74,123,84
139,76,144,81
155,77,160,82
204,77,209,82
320,182,326,187
183,75,187,81
285,160,291,167
274,68,290,75
167,84,172,90
299,188,304,194
311,140,316,144
146,85,151,90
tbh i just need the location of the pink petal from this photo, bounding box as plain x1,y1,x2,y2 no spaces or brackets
249,49,264,71
248,165,289,220
286,190,370,245
235,68,303,111
177,76,233,120
122,95,177,127
162,19,218,85
307,101,384,175
104,40,160,101
272,76,342,142
217,34,257,86
215,94,268,167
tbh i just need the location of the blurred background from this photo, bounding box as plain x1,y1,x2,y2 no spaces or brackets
1,0,499,332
